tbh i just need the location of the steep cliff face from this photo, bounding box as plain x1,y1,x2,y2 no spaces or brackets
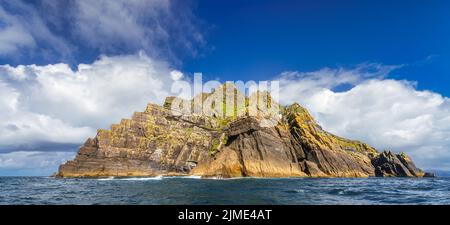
284,103,376,177
190,104,378,178
57,86,428,178
58,103,215,177
191,117,308,178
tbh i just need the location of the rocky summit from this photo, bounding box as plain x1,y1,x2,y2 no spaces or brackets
57,85,429,178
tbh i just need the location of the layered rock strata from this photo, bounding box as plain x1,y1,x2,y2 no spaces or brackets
57,86,428,178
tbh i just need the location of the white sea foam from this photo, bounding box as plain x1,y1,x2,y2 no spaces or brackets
203,176,246,180
169,175,202,179
203,176,296,180
98,176,115,181
118,175,163,181
98,176,163,181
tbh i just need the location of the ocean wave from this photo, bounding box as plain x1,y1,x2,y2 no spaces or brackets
2,177,450,204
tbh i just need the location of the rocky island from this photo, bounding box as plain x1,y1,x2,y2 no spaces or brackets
56,84,430,178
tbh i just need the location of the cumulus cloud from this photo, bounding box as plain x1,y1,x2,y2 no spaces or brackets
277,64,450,170
0,52,177,150
0,0,205,175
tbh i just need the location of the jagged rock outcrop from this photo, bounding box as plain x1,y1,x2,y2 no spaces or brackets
58,103,216,177
371,151,424,177
191,117,308,177
56,85,430,178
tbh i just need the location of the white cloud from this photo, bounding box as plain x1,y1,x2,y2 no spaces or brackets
0,20,35,55
0,4,36,55
0,52,176,149
0,1,72,58
0,151,75,170
72,0,168,50
170,70,184,80
70,0,204,60
0,0,204,61
277,64,450,170
0,151,75,175
0,1,204,174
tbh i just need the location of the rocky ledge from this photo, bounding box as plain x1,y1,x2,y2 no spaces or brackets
56,85,431,178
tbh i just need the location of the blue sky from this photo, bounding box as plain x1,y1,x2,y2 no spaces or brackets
1,0,450,175
181,0,450,95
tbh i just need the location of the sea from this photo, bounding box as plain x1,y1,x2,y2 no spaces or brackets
1,176,450,205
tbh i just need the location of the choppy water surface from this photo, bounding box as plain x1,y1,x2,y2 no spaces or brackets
1,176,449,205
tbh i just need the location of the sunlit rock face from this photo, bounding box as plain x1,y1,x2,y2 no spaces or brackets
57,85,427,178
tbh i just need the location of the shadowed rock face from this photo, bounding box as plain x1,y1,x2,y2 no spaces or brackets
191,117,308,178
371,151,424,177
57,86,429,178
